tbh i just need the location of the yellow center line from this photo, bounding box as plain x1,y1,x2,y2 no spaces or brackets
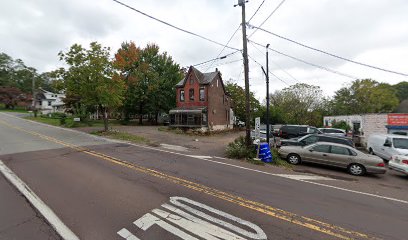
0,119,378,240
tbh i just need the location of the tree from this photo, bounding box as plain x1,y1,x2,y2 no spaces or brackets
58,42,125,131
332,79,399,115
225,81,261,124
393,81,408,102
0,86,24,109
269,83,328,127
113,42,182,124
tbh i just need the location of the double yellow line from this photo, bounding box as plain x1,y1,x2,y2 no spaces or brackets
0,118,377,240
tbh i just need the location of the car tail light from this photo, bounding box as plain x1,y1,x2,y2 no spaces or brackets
376,163,385,167
402,160,408,165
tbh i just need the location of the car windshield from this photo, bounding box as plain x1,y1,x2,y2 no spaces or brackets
393,138,408,149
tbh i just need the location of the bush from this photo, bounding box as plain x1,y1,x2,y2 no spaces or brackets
226,136,256,159
331,120,350,131
50,112,67,119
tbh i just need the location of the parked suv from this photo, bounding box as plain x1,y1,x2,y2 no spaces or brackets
278,134,354,148
275,125,321,139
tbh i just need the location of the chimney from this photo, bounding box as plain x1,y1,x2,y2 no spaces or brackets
215,68,218,72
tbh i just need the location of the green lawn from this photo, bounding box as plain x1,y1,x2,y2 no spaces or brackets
91,130,150,144
24,116,116,128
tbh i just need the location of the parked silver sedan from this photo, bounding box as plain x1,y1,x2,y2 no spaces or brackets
278,142,386,176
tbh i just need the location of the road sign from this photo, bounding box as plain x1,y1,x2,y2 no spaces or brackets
118,196,267,240
255,117,261,140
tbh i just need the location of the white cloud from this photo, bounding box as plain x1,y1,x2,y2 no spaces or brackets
1,0,407,101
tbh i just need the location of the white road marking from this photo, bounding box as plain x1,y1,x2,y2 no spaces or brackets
4,112,408,205
160,143,189,152
169,197,267,239
185,155,212,159
274,174,334,181
117,228,141,240
120,196,267,240
0,160,79,240
300,179,408,205
134,213,199,240
153,207,246,240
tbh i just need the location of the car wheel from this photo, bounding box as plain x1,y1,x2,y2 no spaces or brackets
287,154,301,165
348,163,366,176
368,148,375,155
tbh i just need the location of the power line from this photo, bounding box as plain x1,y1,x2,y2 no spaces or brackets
249,39,358,79
250,25,408,77
249,40,300,83
248,0,266,23
248,0,286,38
112,0,240,51
191,50,241,67
247,54,289,85
205,25,242,72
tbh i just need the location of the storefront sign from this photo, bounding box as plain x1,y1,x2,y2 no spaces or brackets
388,113,408,126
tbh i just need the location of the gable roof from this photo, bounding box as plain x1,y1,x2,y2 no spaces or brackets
176,66,219,87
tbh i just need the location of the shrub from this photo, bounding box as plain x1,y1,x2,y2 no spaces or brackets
226,136,256,159
331,120,350,131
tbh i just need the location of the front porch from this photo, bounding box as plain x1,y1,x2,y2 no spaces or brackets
169,107,208,128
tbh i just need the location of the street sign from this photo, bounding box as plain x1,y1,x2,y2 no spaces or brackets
255,117,260,140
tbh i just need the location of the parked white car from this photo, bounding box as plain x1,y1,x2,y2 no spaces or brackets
318,128,347,137
367,134,408,161
389,154,408,175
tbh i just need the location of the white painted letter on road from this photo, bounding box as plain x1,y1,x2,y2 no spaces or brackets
118,196,267,240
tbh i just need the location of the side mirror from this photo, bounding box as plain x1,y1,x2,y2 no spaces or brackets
383,142,391,147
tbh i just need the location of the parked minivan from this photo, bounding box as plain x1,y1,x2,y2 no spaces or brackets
367,134,408,161
275,125,321,139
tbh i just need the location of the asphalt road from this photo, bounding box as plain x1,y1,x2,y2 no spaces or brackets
0,112,407,240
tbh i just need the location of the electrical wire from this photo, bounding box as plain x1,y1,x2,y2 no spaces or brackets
250,25,408,77
248,0,286,38
249,40,300,83
249,40,358,79
248,0,266,23
191,50,241,67
204,25,242,71
112,0,240,51
247,54,290,85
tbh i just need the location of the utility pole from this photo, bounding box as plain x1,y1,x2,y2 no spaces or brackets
266,44,270,144
235,0,251,146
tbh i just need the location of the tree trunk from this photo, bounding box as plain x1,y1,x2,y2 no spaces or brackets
102,105,109,131
155,112,159,125
139,103,143,125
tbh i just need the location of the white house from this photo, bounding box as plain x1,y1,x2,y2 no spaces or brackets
35,88,65,114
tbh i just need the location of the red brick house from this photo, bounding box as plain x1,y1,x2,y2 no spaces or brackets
169,66,233,131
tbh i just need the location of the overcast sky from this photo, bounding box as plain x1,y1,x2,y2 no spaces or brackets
1,0,407,100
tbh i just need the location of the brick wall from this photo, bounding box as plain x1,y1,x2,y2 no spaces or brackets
207,75,232,129
360,114,388,146
176,73,208,108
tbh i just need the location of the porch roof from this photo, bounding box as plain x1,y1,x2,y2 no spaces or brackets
169,106,207,114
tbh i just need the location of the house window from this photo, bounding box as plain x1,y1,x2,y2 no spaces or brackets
48,101,52,106
189,88,194,101
180,90,185,102
199,87,205,101
190,77,194,85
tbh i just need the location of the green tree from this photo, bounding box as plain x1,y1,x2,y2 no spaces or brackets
269,83,328,127
224,81,261,124
332,79,399,114
113,42,182,124
58,42,125,131
393,81,408,102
